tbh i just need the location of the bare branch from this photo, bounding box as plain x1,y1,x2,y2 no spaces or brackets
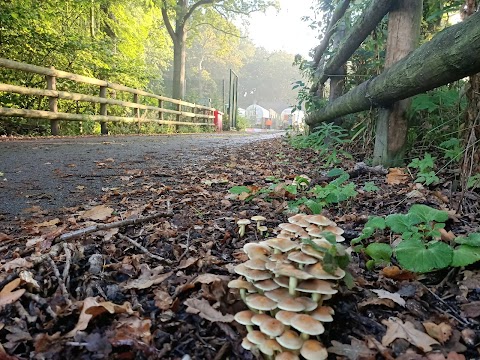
184,0,215,24
161,0,177,41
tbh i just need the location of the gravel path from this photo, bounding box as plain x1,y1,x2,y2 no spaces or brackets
0,132,284,220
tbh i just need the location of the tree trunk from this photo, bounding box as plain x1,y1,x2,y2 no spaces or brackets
372,0,422,166
305,11,480,127
172,30,187,100
328,19,347,126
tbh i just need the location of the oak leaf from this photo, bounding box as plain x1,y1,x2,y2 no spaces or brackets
423,322,452,344
328,338,376,360
386,168,410,185
0,278,25,309
382,317,439,352
184,298,234,323
372,289,406,307
81,205,114,221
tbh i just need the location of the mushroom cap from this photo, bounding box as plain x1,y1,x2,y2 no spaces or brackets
278,223,305,234
271,264,313,280
287,251,318,265
306,215,334,226
244,258,268,270
254,279,280,292
324,225,344,235
275,310,298,326
260,318,285,338
237,219,251,225
246,294,277,311
296,279,338,295
311,306,334,322
241,337,255,350
264,237,299,252
235,310,256,325
234,264,271,281
272,276,290,289
264,288,290,302
276,232,293,240
300,244,326,260
269,253,289,263
259,339,282,356
251,215,267,222
251,313,273,326
290,314,325,335
258,226,268,232
243,243,270,259
228,279,256,291
275,352,300,360
306,262,345,280
276,329,303,350
300,340,328,360
247,330,267,345
288,214,311,228
277,297,306,312
296,296,318,312
307,227,326,238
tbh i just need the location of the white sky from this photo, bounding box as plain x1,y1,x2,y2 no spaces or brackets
247,0,320,57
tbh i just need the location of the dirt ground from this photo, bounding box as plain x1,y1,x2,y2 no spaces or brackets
0,133,479,360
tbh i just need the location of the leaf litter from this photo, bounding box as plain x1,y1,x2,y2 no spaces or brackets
0,136,479,359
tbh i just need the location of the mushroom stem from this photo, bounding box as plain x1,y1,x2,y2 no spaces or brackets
246,324,253,333
239,225,246,237
288,276,298,296
240,289,247,302
300,332,310,341
312,293,321,303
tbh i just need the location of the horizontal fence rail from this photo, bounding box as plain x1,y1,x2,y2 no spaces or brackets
0,58,216,135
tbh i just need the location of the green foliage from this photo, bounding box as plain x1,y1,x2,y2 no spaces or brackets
365,243,392,270
467,174,480,190
353,204,480,273
362,181,379,192
235,115,249,131
408,153,439,185
439,138,463,162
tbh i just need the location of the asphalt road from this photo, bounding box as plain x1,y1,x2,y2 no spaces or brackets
0,132,284,221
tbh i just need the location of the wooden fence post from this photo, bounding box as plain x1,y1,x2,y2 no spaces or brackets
176,103,181,132
99,86,108,135
46,67,59,135
158,99,164,121
133,93,140,132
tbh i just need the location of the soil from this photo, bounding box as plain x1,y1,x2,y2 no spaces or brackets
0,132,478,360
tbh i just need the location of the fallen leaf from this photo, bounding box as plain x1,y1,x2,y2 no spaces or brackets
122,265,172,290
328,338,377,360
381,266,416,280
1,258,33,272
19,270,40,290
358,297,395,309
382,317,439,352
386,168,410,185
65,297,133,337
153,290,173,310
427,352,466,360
81,205,114,221
439,229,456,242
178,257,198,269
423,322,452,344
460,301,480,318
184,298,234,323
35,218,60,228
372,289,406,307
193,273,230,284
0,233,12,242
0,279,25,309
111,317,152,345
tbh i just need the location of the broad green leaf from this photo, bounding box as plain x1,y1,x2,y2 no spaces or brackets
365,216,386,230
385,213,419,233
451,245,480,267
395,238,453,273
284,185,297,195
409,204,448,223
365,243,393,262
454,233,480,247
326,168,345,177
363,181,379,192
305,200,322,214
228,186,250,194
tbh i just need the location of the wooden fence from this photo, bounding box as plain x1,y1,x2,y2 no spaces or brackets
0,58,216,135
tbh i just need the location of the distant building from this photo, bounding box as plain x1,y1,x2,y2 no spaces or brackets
245,104,270,128
238,108,246,117
281,108,305,131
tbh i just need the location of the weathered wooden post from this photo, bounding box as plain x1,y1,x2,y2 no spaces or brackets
99,86,108,135
46,67,59,135
158,99,164,121
176,103,181,132
133,93,140,132
372,0,422,166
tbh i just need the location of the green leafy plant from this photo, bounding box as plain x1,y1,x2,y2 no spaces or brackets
364,243,392,270
439,138,463,162
352,204,480,273
363,181,379,192
408,153,439,185
467,174,480,190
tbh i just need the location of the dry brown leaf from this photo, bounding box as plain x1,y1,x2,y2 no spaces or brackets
65,297,133,337
427,352,466,360
0,278,25,309
372,289,406,307
460,301,480,318
111,318,152,345
328,338,377,360
381,266,416,281
81,205,114,221
423,322,452,344
193,273,230,284
19,270,40,290
358,297,395,309
184,298,234,323
35,218,60,228
178,257,197,269
153,290,173,310
1,258,33,272
122,265,172,290
439,229,456,242
386,168,410,185
382,317,439,352
0,233,12,242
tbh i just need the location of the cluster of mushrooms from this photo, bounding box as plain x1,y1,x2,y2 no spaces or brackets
229,214,346,360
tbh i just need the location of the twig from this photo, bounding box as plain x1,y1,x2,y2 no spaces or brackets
47,255,72,306
14,302,37,323
59,211,173,242
177,230,191,263
423,284,470,326
23,292,57,319
62,243,72,286
117,233,164,262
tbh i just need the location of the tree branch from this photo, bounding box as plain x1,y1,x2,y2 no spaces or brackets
190,22,246,38
161,0,177,41
184,0,215,24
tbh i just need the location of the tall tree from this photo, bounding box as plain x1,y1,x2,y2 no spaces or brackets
160,0,277,100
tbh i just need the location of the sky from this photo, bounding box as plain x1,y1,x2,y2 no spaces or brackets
247,0,320,57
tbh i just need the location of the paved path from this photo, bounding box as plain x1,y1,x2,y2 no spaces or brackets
0,132,283,220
